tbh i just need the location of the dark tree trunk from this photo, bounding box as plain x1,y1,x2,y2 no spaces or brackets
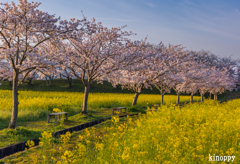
190,93,194,103
161,93,164,105
8,80,12,87
176,93,180,105
209,92,212,99
116,84,120,93
82,83,90,114
68,77,72,88
214,93,218,100
132,92,140,106
45,76,53,86
201,93,204,102
9,72,19,129
27,79,32,87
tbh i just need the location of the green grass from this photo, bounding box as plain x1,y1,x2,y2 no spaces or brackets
0,79,162,94
0,108,115,148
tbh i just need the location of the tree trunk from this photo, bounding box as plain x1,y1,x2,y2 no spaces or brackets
190,93,194,103
8,80,12,87
68,77,72,88
9,73,19,129
82,83,90,114
214,93,218,100
116,84,120,93
132,92,140,106
176,93,180,105
201,93,204,102
209,92,212,99
45,76,53,86
45,77,49,86
28,79,32,87
161,93,164,105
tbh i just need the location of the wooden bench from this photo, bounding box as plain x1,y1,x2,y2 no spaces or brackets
47,112,68,123
112,107,127,115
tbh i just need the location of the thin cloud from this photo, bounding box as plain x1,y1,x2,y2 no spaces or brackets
184,0,197,6
99,18,137,22
235,9,240,15
190,24,240,40
146,3,155,8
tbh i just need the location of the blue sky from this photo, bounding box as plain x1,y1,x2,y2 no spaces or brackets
4,0,240,59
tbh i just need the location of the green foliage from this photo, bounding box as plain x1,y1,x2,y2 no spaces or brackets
0,127,41,147
4,127,32,136
0,79,161,94
127,106,146,113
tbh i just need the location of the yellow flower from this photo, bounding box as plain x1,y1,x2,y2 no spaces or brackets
96,143,104,150
122,147,130,160
53,108,61,113
25,140,35,148
60,131,71,144
112,116,119,123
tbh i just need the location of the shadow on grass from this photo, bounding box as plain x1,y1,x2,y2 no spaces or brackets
0,127,42,148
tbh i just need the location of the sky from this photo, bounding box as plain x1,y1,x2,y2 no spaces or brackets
3,0,240,59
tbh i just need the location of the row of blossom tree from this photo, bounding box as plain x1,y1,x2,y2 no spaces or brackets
0,0,239,128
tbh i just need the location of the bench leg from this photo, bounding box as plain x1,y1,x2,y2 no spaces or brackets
55,116,58,123
47,115,50,123
112,109,115,115
66,113,68,120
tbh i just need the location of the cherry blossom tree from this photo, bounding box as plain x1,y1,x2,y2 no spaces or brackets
208,67,235,100
59,68,74,88
152,45,187,105
154,74,172,105
174,63,208,103
23,71,37,86
190,50,238,99
109,43,189,106
58,17,141,114
107,41,161,106
0,0,81,128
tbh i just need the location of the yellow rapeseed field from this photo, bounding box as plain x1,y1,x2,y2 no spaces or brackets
0,90,200,122
22,99,240,163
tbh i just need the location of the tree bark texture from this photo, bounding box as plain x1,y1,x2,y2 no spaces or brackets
201,93,204,102
8,80,12,87
161,94,164,105
176,93,180,105
209,92,212,99
68,77,72,88
132,92,140,106
214,93,218,100
82,83,90,114
45,76,53,86
27,79,32,87
190,93,194,103
9,72,19,129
